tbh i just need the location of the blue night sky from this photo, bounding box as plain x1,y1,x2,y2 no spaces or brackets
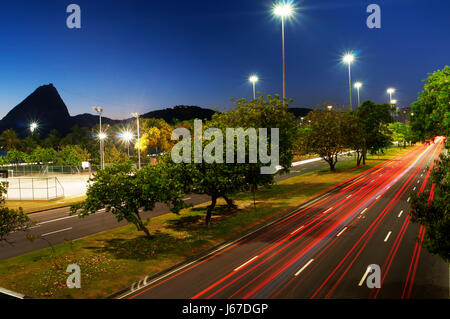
0,0,448,119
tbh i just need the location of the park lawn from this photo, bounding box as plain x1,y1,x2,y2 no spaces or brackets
5,196,86,214
0,146,416,299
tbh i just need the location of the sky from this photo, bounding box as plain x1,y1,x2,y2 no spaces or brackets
0,0,448,119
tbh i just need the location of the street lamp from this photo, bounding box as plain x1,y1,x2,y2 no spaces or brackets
30,122,38,133
249,75,259,100
132,113,141,169
343,53,355,109
121,131,134,156
327,105,333,110
93,106,105,170
273,1,295,106
387,88,396,103
354,82,362,107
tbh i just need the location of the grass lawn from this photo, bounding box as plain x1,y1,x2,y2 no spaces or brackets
0,146,416,299
5,196,86,214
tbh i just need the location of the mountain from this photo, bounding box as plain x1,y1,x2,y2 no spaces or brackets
140,105,216,123
0,85,217,136
0,84,72,136
71,113,121,128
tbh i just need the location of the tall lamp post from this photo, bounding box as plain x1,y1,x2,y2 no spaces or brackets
249,75,259,100
354,82,362,107
93,106,105,170
132,113,141,169
273,2,294,106
343,53,355,109
387,88,396,104
121,131,134,156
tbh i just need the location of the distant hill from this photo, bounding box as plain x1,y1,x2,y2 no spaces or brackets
71,113,121,128
140,105,216,123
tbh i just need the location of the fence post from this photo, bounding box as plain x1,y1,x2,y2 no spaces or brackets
18,178,21,201
47,178,49,200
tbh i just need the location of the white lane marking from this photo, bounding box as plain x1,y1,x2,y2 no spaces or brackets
421,174,424,177
36,215,77,225
385,186,391,190
376,195,381,200
359,266,373,286
336,227,348,237
234,256,259,272
41,227,72,237
384,231,392,242
184,197,191,200
407,197,411,202
290,226,305,235
360,208,368,215
323,207,333,214
35,209,107,225
294,259,315,276
398,210,404,218
346,195,352,199
417,180,420,184
413,187,416,191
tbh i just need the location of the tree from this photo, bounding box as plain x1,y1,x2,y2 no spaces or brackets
299,109,346,171
341,112,366,167
104,145,129,164
0,182,32,244
411,154,450,262
42,129,62,149
5,149,27,165
56,145,90,166
388,122,413,148
29,147,58,164
410,66,450,140
354,101,393,164
167,94,297,225
0,129,21,152
137,119,173,156
70,163,187,239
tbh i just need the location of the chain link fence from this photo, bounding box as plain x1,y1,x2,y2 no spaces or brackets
1,177,65,200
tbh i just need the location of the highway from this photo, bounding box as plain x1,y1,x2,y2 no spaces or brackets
0,152,357,261
121,138,448,299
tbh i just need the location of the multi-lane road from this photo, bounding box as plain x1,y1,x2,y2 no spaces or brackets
0,152,357,260
121,138,448,299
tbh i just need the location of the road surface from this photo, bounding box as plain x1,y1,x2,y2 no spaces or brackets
121,138,448,299
0,152,357,260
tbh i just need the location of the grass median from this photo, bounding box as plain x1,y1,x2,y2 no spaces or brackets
0,146,416,299
5,196,86,214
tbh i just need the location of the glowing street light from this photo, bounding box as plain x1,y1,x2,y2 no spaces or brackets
390,99,398,105
343,53,355,109
387,88,396,103
93,106,105,170
249,75,259,100
30,122,38,133
132,113,141,169
327,105,333,110
354,82,363,106
273,1,295,106
120,130,134,155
